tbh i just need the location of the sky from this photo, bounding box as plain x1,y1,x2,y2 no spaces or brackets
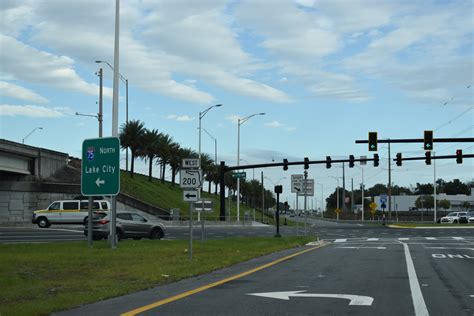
0,0,473,206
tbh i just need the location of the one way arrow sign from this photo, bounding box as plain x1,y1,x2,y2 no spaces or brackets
183,189,198,202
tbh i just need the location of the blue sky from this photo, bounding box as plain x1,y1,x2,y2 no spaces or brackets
0,0,473,205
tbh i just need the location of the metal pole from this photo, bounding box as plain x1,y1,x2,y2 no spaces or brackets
87,196,93,247
388,140,392,220
125,79,128,172
214,138,217,194
261,171,264,223
98,68,103,138
351,178,354,214
189,202,193,260
296,192,299,235
342,162,346,212
433,151,437,223
336,179,339,221
219,161,226,221
361,168,365,221
275,192,281,237
198,112,202,222
304,171,308,236
201,200,204,242
110,0,120,249
237,120,240,222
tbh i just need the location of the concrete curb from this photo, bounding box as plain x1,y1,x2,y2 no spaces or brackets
388,224,474,229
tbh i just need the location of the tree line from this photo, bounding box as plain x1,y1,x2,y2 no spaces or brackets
119,120,276,209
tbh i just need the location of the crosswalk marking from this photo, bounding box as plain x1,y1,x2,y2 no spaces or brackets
452,237,464,240
334,239,347,243
367,238,379,241
398,238,409,241
425,237,437,240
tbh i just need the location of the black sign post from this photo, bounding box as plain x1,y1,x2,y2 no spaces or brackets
274,185,282,237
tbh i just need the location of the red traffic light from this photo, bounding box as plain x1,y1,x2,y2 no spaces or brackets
456,149,463,164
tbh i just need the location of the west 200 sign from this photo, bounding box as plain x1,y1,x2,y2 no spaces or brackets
180,170,202,188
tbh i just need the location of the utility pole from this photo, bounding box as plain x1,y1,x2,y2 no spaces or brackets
98,68,103,138
304,170,308,236
342,162,346,212
433,151,437,223
388,140,392,220
351,178,354,214
261,171,264,223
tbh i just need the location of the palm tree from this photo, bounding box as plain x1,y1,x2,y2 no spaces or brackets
119,120,145,178
156,133,174,183
169,143,185,185
138,128,161,182
200,153,213,193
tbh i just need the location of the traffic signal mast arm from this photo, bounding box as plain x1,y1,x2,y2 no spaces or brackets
223,156,376,172
392,153,473,162
356,137,474,144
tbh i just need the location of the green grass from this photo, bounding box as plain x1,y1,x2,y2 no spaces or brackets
121,171,287,224
390,223,474,227
0,237,312,316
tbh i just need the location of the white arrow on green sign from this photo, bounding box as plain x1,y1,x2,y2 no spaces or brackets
81,137,120,196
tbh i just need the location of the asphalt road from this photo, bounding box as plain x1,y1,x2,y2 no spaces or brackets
53,235,474,316
1,219,473,243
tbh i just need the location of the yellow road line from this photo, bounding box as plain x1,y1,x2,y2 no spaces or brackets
121,243,328,316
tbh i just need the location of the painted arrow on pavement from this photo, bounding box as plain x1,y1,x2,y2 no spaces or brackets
247,291,374,306
95,178,105,187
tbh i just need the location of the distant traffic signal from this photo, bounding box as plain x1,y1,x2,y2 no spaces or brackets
456,149,463,164
368,132,378,151
326,156,332,169
396,153,402,166
304,157,309,170
349,155,355,168
283,159,288,171
373,154,379,167
425,151,431,165
424,130,433,151
274,185,283,194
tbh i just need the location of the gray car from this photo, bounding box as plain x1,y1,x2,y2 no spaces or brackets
84,211,165,240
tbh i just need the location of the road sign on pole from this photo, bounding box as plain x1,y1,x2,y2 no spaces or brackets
232,172,246,179
183,189,198,202
180,170,202,188
182,158,200,169
81,137,120,196
291,174,304,193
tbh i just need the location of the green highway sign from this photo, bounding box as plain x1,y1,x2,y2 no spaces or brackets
81,137,120,196
232,172,246,179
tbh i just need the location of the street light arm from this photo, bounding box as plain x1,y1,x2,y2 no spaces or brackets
76,112,99,119
200,104,222,119
22,127,43,144
95,60,127,82
201,128,215,141
239,112,266,126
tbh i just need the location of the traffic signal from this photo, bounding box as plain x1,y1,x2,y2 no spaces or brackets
349,155,355,168
326,156,332,169
274,185,283,194
425,151,431,165
304,157,309,170
396,153,402,166
368,132,378,151
424,130,433,151
283,158,288,171
373,154,379,167
456,149,463,164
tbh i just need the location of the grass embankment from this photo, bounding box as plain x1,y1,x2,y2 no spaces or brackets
0,237,312,316
121,171,288,224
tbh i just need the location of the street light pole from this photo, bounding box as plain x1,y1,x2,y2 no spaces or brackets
236,112,265,222
22,127,43,144
95,59,128,169
202,128,218,194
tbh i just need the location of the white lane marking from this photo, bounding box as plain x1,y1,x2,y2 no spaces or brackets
402,243,429,316
470,295,474,298
399,238,409,241
334,239,347,243
247,291,373,306
452,237,464,240
367,238,379,241
338,246,386,249
425,237,437,240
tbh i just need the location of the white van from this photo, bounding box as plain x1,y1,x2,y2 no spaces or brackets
32,199,110,228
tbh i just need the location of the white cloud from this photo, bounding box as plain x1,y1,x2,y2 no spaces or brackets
265,120,284,128
225,115,241,124
0,104,65,117
0,81,48,103
0,34,111,98
167,114,194,122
